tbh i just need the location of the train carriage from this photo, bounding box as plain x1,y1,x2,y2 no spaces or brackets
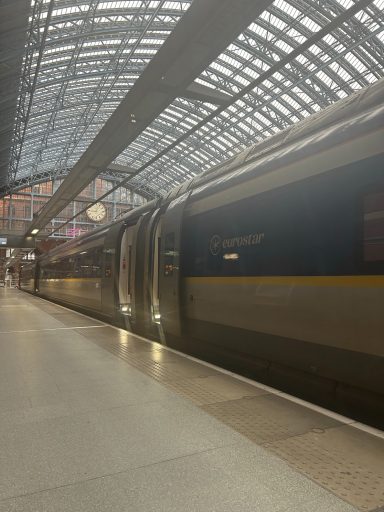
20,78,384,426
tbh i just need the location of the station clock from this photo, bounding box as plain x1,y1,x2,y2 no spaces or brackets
86,202,107,222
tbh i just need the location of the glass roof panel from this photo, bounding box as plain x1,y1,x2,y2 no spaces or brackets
6,0,384,201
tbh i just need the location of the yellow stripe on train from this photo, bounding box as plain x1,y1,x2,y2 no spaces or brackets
41,277,100,282
184,275,384,287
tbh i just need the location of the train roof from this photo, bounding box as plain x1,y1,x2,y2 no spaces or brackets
187,76,384,191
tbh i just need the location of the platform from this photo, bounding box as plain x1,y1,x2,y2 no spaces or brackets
0,288,383,512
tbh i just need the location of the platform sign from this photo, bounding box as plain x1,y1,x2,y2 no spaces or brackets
0,235,35,248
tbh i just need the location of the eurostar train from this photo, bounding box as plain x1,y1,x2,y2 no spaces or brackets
20,78,384,427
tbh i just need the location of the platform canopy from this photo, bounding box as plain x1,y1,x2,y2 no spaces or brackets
1,0,383,207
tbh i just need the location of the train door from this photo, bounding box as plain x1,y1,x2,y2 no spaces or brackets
127,207,163,341
151,213,162,326
142,208,165,341
159,192,191,339
118,214,151,332
118,224,134,317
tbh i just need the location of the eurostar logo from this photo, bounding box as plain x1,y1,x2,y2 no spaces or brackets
209,234,222,256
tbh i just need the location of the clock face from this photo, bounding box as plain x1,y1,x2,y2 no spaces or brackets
86,202,106,222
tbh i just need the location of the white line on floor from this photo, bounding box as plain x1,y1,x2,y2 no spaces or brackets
0,325,106,334
0,304,34,308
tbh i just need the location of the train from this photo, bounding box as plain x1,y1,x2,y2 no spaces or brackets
20,78,384,427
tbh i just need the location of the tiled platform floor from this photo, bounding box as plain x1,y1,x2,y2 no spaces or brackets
0,289,383,512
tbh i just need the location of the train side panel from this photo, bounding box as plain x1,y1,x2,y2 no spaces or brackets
19,262,37,293
38,239,105,314
176,154,384,422
38,278,102,311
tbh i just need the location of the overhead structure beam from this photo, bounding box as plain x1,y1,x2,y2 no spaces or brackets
9,0,55,184
180,83,232,105
0,166,147,199
25,0,274,235
123,0,377,195
27,0,376,235
0,0,30,188
72,0,377,205
106,163,136,174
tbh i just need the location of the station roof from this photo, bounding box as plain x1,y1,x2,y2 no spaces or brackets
1,0,384,204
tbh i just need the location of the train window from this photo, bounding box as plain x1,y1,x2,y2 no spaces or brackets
66,257,75,278
104,248,114,278
363,190,384,262
93,248,102,278
74,249,103,278
81,252,92,278
164,233,175,277
74,255,81,276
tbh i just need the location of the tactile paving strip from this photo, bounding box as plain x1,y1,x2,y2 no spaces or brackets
113,353,218,381
265,426,384,511
81,326,384,512
202,394,340,444
163,378,230,405
87,329,220,382
163,374,268,406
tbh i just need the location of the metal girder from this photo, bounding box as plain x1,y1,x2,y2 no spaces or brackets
105,2,380,180
26,0,274,235
119,0,378,196
31,1,170,178
179,83,232,105
0,166,140,199
0,0,30,187
8,0,55,185
11,0,383,202
30,0,101,176
107,163,136,174
0,169,67,198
